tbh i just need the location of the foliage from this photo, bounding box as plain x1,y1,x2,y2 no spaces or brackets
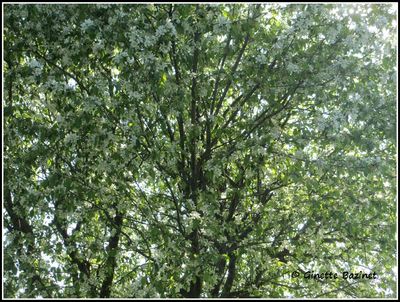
3,3,397,298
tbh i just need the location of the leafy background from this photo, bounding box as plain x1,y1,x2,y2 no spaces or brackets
3,3,397,298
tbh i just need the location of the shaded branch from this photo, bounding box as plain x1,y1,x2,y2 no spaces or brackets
100,210,123,298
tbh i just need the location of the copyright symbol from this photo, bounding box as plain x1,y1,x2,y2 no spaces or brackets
292,271,300,278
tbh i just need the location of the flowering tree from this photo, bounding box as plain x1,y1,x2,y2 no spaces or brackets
3,4,397,298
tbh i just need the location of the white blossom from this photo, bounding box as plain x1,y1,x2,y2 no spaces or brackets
80,18,94,31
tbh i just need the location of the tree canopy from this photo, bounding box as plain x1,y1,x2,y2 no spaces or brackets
3,3,397,298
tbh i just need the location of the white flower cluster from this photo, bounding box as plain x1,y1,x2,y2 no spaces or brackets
189,211,201,220
326,27,338,44
128,90,142,100
64,133,79,145
286,62,300,73
255,53,267,64
114,51,128,64
143,35,157,47
80,19,94,32
93,40,104,54
28,59,43,76
214,16,231,33
61,53,72,66
155,25,168,38
316,116,326,131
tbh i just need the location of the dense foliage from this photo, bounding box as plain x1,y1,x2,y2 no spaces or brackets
3,3,397,298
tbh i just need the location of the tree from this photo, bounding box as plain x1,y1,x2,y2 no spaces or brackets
3,3,397,298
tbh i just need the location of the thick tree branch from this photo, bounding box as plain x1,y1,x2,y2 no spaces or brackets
221,252,237,297
100,209,123,297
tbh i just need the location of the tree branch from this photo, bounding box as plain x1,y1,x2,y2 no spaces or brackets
100,209,123,297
